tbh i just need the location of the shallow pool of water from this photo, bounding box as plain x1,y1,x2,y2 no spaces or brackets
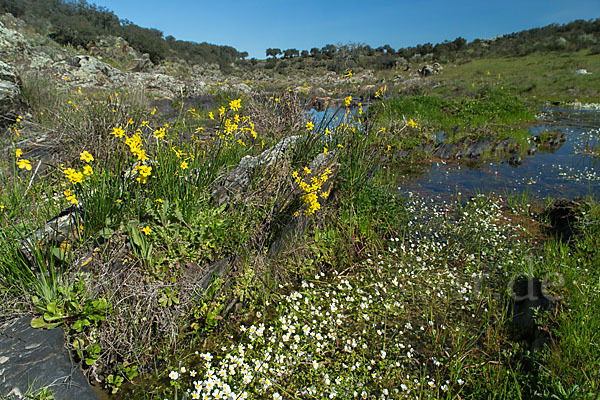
396,107,600,200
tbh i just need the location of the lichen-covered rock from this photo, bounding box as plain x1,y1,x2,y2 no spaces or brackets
0,19,30,57
0,60,21,127
211,136,300,205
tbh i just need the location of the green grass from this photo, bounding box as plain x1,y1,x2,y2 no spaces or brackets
434,50,600,103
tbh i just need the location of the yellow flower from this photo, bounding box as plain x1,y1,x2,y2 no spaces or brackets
135,165,152,184
408,119,418,128
15,148,22,158
345,69,353,78
209,112,214,120
112,126,125,138
63,168,84,184
180,161,189,170
80,151,94,163
323,146,328,155
17,159,32,171
229,98,242,111
0,204,4,212
219,106,226,117
306,121,314,131
141,226,151,235
63,189,78,205
344,96,352,107
153,127,166,140
150,107,157,116
83,164,93,176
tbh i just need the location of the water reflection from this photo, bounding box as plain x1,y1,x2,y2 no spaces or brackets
396,108,599,200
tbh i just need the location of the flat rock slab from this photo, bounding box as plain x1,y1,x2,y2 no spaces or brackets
0,317,98,399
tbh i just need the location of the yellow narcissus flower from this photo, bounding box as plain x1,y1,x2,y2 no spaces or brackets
63,189,78,205
83,164,93,176
80,151,94,163
344,96,352,107
15,148,22,158
229,98,242,111
180,161,189,170
408,119,418,128
305,121,314,131
63,168,84,184
112,126,125,138
153,127,166,140
17,159,32,171
141,226,151,235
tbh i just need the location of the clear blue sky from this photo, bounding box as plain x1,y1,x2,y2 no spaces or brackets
90,0,600,59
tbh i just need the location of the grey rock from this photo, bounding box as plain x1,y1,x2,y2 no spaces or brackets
0,60,21,127
19,207,83,265
268,151,339,258
211,136,299,205
433,142,457,159
508,154,523,166
0,317,98,400
493,138,517,154
128,53,153,72
463,140,490,159
233,83,252,94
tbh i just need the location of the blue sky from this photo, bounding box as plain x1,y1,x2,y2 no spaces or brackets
91,0,600,59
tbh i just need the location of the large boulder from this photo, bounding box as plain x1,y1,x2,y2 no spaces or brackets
0,60,22,128
0,18,30,57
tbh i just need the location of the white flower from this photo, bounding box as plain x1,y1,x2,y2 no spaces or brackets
169,370,179,380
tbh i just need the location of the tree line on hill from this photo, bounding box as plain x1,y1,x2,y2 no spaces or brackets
0,0,247,67
262,18,600,72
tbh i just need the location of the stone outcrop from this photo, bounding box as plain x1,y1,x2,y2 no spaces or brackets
0,60,22,127
0,317,98,400
211,136,300,205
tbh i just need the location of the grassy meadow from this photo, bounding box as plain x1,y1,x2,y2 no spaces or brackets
0,55,599,400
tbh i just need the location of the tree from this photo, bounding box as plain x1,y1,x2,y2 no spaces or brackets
266,48,282,58
301,49,309,57
383,44,395,54
283,48,299,58
321,44,337,58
